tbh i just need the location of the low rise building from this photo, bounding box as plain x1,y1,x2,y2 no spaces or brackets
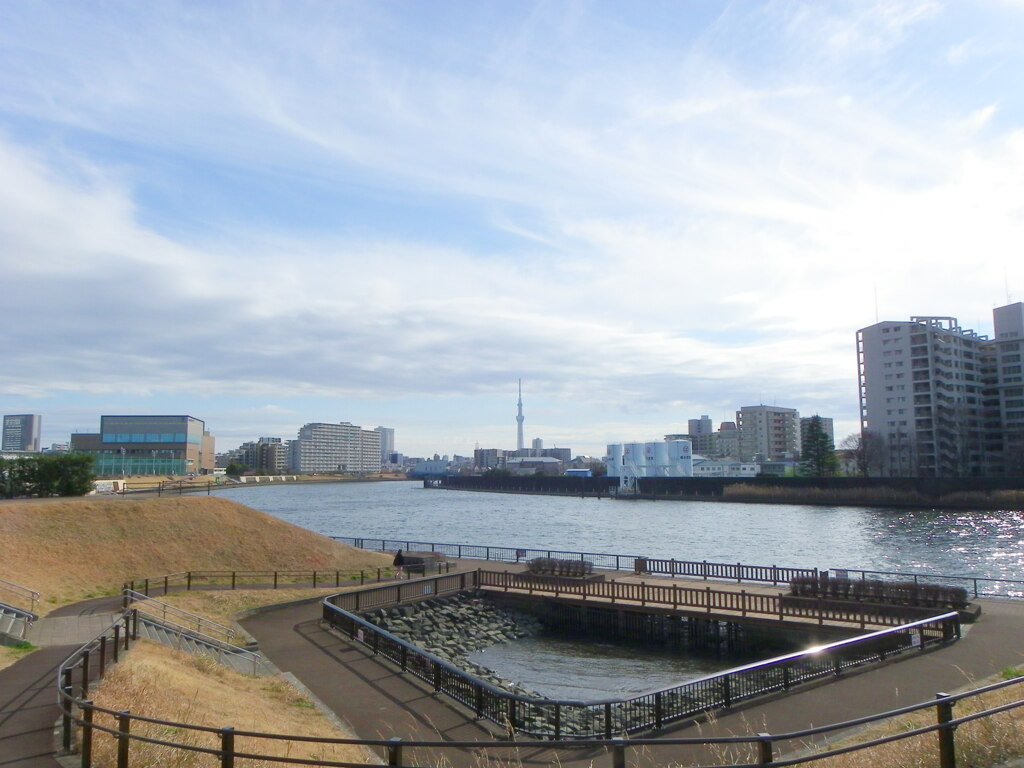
70,415,215,476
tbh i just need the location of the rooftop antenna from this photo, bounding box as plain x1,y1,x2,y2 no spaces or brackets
516,379,525,452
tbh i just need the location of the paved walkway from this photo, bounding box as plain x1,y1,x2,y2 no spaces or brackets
241,565,1024,767
3,568,1023,767
0,597,122,768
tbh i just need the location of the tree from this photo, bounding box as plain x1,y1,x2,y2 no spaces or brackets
0,453,94,498
801,416,839,476
839,430,886,477
225,462,249,477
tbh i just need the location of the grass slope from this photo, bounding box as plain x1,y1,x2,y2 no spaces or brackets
0,496,389,612
87,640,373,766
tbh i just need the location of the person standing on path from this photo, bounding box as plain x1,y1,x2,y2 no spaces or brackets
393,549,405,579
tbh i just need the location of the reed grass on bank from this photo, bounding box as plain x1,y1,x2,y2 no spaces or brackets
719,483,1024,511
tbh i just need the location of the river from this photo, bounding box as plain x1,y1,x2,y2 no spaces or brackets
215,480,1024,582
215,480,1024,698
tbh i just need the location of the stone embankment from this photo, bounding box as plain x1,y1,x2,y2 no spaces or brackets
359,591,544,697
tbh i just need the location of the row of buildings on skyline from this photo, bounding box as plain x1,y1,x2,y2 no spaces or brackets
6,301,1023,480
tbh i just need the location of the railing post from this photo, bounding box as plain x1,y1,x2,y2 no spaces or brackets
722,675,731,708
99,636,107,676
116,710,131,768
313,570,318,589
163,575,169,595
605,702,613,739
81,700,94,768
612,739,626,768
221,726,235,768
131,609,139,640
121,585,129,611
82,649,91,698
655,691,663,729
936,692,956,768
757,733,773,765
113,626,120,662
61,668,73,752
231,572,236,590
274,571,278,589
187,571,192,590
387,737,403,767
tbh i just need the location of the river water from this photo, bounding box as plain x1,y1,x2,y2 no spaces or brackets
216,480,1024,581
215,480,1024,698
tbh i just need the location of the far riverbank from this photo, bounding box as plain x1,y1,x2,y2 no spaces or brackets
436,475,1024,511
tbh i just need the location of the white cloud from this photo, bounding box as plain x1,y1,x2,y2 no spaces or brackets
2,1,1024,455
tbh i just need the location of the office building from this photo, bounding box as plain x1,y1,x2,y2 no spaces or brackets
375,427,395,468
2,414,42,452
857,302,1024,477
289,422,381,474
736,406,800,461
70,415,214,475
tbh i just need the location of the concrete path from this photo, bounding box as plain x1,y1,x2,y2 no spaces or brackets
0,645,75,768
241,570,1024,767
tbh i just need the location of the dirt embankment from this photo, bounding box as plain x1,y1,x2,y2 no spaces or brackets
0,496,389,612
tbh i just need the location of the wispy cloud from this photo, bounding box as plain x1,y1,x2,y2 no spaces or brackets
2,1,1024,455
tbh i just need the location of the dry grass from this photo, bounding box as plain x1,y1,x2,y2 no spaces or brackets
0,641,36,672
0,496,390,612
85,640,377,767
677,675,1024,768
155,585,365,629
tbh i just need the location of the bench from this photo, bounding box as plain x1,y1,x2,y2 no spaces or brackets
525,557,600,579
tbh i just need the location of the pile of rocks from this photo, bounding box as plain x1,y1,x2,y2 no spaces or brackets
358,591,545,697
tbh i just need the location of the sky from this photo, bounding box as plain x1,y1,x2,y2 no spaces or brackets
3,1,1024,459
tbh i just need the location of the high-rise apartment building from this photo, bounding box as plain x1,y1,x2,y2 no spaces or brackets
2,414,42,452
857,302,1024,477
290,422,381,474
736,406,801,461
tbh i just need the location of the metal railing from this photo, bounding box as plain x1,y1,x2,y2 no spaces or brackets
57,668,1024,768
0,576,40,613
321,571,962,738
54,574,1011,768
122,564,449,597
0,601,37,640
333,536,819,586
122,589,236,644
334,535,1024,598
135,614,267,676
478,570,943,629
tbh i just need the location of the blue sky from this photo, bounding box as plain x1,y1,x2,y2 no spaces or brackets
3,1,1024,458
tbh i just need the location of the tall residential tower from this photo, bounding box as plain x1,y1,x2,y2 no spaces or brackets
857,302,1024,477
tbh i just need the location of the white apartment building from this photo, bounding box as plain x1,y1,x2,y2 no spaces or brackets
857,302,1024,477
290,422,382,474
736,406,800,461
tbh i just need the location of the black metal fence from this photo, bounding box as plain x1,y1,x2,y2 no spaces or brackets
56,587,1016,767
334,535,1024,598
321,571,961,739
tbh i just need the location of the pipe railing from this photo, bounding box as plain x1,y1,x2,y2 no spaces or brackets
321,572,961,738
0,576,40,614
122,589,236,643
